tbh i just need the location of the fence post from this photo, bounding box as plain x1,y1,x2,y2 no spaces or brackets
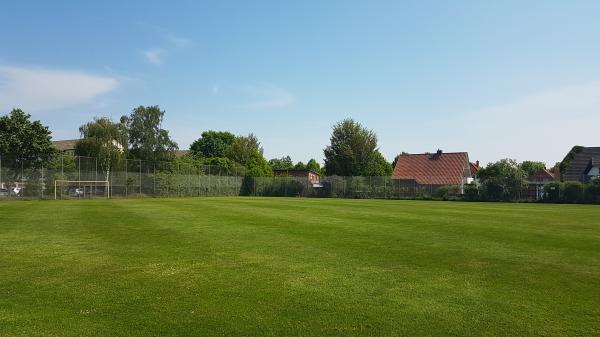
153,163,156,196
41,164,44,199
139,159,142,196
21,161,24,196
125,159,128,197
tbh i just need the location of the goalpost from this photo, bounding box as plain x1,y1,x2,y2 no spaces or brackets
54,180,110,200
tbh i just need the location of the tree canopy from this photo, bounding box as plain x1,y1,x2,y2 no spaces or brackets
0,108,55,170
477,159,527,200
190,131,235,158
75,117,128,180
124,106,178,162
268,156,294,170
226,134,272,176
519,161,547,176
323,118,390,176
306,159,322,174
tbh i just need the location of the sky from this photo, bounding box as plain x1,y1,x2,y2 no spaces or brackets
1,0,600,166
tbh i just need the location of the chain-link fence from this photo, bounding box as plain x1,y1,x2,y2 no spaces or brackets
0,155,249,199
1,155,597,202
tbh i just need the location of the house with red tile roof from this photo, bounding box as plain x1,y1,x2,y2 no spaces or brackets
526,166,559,200
391,150,475,192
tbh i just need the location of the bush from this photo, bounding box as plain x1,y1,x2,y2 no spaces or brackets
543,182,561,202
463,183,479,201
584,181,600,203
434,185,461,199
562,181,584,203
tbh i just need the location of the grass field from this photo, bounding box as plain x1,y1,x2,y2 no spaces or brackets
1,198,599,337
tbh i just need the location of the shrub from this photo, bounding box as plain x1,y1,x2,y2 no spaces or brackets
584,181,600,203
562,181,584,203
434,185,461,199
463,183,479,201
543,182,561,202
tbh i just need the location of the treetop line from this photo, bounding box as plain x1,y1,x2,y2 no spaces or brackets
1,106,598,204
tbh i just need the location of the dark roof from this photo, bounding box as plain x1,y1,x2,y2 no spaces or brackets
392,152,471,185
562,147,600,181
52,139,80,151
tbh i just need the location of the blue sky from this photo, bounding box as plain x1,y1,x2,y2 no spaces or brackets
1,1,600,165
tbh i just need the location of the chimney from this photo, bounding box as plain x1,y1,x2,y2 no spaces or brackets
475,160,480,168
431,149,443,160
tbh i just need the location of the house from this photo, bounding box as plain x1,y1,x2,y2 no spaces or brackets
52,139,80,155
526,167,558,200
273,169,321,186
561,147,600,183
469,161,481,180
391,150,475,192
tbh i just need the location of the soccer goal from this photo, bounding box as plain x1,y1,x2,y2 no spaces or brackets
54,180,110,200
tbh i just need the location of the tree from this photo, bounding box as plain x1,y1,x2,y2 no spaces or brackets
520,161,546,176
364,150,393,176
293,161,306,170
226,134,272,176
323,118,380,176
74,117,128,180
306,159,322,174
0,109,55,171
268,156,294,170
477,159,527,200
124,106,178,162
190,131,235,158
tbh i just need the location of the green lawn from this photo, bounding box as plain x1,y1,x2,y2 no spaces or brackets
1,198,599,337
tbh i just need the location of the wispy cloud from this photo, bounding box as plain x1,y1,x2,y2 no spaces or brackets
142,48,166,65
237,83,295,109
166,35,192,48
449,83,600,164
0,65,118,112
136,21,192,64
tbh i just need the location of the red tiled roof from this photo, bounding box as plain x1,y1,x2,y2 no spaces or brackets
391,152,471,185
528,169,556,181
469,162,480,176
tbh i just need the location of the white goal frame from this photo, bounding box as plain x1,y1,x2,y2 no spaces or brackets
54,180,111,200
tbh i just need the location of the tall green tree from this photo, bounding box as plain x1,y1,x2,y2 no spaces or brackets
226,134,272,176
293,161,307,170
190,131,235,158
306,159,322,174
269,156,294,170
74,117,128,180
364,150,393,176
124,106,178,162
0,109,55,171
477,159,527,200
520,161,546,176
323,118,383,176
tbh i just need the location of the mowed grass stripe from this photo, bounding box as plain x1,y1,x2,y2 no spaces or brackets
0,198,599,337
